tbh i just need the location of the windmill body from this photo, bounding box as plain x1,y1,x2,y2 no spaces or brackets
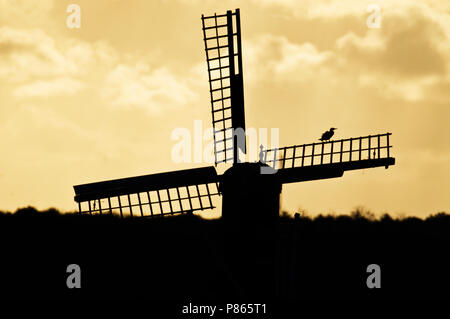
220,162,281,224
73,9,395,223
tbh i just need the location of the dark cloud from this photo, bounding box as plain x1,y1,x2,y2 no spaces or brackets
337,9,448,78
380,10,447,77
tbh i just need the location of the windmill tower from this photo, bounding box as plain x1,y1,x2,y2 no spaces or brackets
73,9,395,224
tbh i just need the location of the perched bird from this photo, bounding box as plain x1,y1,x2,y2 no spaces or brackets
319,127,337,141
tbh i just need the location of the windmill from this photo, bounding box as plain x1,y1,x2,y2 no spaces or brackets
73,9,395,223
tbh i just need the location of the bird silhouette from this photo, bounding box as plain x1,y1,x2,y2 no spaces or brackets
319,128,337,141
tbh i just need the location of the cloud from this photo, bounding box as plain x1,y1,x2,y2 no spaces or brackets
358,74,440,102
331,8,450,101
242,4,450,103
336,12,447,78
0,26,83,81
0,25,122,100
255,0,450,22
255,0,375,19
336,31,385,53
244,34,332,84
13,77,85,97
274,40,332,74
0,26,118,82
0,24,198,113
101,64,197,114
0,0,54,26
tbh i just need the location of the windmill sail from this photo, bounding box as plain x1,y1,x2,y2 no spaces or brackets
201,9,246,165
262,133,395,183
74,166,220,217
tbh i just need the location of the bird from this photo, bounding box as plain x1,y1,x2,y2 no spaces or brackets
319,127,337,141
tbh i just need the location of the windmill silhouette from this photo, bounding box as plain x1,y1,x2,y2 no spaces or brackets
73,9,395,223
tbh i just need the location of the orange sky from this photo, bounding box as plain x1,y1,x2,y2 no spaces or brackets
0,0,449,218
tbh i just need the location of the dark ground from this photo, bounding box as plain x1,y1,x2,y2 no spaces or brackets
0,207,449,306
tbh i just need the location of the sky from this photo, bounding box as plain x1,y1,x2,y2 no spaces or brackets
0,0,449,218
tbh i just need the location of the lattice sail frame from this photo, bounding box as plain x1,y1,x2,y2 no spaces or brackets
201,9,246,165
74,167,220,218
262,133,393,170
